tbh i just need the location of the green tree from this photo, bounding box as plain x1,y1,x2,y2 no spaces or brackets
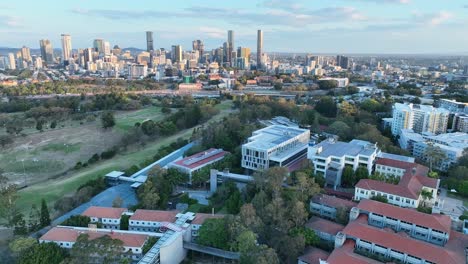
13,212,28,235
198,218,229,250
0,134,14,148
28,204,41,232
355,166,369,182
0,173,18,226
289,227,320,246
326,121,352,140
424,143,447,171
226,190,243,214
61,215,91,227
335,207,350,225
371,195,388,203
420,189,433,207
9,237,38,257
341,166,355,187
17,242,68,264
40,199,51,227
120,215,130,230
315,97,337,118
70,234,124,264
318,80,338,90
101,111,115,129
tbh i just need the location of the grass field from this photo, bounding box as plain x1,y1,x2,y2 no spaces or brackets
16,100,235,215
114,106,165,131
0,105,172,187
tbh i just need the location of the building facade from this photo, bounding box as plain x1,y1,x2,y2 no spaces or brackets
391,103,450,136
241,125,310,171
308,139,380,189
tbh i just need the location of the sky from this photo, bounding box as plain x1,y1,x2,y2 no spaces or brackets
1,0,468,54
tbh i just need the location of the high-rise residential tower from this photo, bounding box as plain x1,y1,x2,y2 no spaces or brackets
227,30,234,65
391,103,450,136
61,34,72,64
192,40,204,58
21,46,31,62
7,53,16,70
39,39,54,65
257,30,263,70
146,31,154,52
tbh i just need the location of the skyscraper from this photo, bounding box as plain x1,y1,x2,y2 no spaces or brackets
257,30,263,70
192,40,204,58
171,45,182,62
146,31,154,52
83,48,94,69
7,53,16,70
336,55,349,69
39,39,54,65
93,39,104,53
61,34,72,64
21,46,31,62
227,30,234,65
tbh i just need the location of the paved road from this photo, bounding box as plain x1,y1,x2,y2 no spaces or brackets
34,142,196,238
131,142,195,178
438,188,466,220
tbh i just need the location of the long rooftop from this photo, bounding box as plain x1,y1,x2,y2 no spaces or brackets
311,139,378,158
243,125,309,151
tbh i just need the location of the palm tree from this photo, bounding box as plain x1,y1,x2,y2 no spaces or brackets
420,189,433,207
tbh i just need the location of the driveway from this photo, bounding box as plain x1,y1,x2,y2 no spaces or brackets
438,188,466,220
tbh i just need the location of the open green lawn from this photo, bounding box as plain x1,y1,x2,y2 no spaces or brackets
16,100,235,214
41,142,82,153
115,106,165,131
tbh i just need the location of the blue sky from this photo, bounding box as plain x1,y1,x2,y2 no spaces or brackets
1,0,468,54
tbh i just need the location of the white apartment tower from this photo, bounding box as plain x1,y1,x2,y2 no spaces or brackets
61,34,72,64
391,103,450,136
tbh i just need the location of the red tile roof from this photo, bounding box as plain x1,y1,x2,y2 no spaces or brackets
191,213,224,225
311,194,357,209
326,240,375,264
356,159,438,200
82,206,127,219
173,148,229,170
357,199,451,234
343,216,465,264
40,227,148,248
305,216,344,235
298,247,330,264
130,210,179,222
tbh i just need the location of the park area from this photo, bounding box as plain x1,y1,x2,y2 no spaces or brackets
0,105,165,187
9,100,234,214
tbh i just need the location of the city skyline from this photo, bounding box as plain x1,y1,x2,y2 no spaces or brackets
1,0,468,54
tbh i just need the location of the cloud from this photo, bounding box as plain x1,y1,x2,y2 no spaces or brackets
412,11,454,26
0,15,21,27
71,6,367,27
338,0,410,4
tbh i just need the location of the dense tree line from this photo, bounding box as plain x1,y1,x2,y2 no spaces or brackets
198,167,322,263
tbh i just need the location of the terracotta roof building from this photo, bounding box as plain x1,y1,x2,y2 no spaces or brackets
310,194,357,221
355,158,439,209
81,206,127,229
129,210,179,232
39,226,148,262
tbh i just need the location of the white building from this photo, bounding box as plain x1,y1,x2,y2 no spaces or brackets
308,139,380,188
129,210,179,232
399,130,468,171
355,158,439,208
128,64,148,80
169,148,229,182
438,98,468,114
81,206,127,229
391,103,450,136
39,226,148,262
320,77,349,88
241,125,310,171
452,114,468,133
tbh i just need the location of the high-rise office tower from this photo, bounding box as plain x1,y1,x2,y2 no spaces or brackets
103,41,111,56
336,55,349,69
227,30,234,65
192,40,204,58
171,45,182,62
93,39,105,53
257,30,263,70
21,46,31,62
39,39,54,65
83,48,94,69
61,34,72,64
7,53,16,70
146,31,154,52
